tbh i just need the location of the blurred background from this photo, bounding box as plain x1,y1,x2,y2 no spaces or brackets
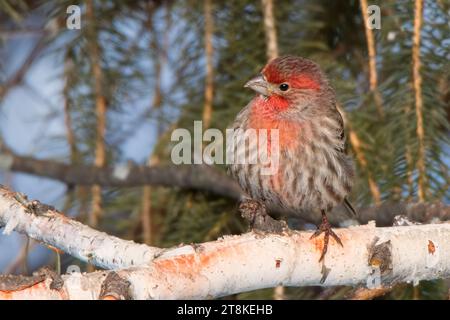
0,0,449,299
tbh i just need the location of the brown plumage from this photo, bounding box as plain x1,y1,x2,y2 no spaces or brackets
228,55,355,261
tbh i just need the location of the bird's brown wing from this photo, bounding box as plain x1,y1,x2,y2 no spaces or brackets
344,197,357,216
334,108,357,217
332,107,346,153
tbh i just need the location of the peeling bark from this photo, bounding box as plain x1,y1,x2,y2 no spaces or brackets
99,272,131,300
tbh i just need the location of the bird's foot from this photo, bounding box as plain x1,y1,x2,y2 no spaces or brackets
310,213,343,262
239,199,286,233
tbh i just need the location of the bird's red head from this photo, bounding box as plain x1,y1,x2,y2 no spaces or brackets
245,55,330,119
262,56,322,91
245,55,325,101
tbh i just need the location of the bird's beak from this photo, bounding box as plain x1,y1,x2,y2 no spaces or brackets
244,74,270,96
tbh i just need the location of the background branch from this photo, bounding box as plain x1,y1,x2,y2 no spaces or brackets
2,151,448,226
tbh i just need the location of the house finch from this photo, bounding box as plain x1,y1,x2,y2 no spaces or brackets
228,55,355,262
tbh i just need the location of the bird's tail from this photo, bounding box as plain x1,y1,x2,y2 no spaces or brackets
343,197,357,217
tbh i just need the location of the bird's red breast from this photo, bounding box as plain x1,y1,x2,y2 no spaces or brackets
248,95,303,151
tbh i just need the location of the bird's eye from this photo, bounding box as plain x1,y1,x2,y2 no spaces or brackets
279,83,289,91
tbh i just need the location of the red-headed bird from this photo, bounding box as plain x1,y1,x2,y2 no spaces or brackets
228,55,355,262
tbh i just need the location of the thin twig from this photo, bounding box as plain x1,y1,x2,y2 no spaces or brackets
261,0,278,60
338,106,382,204
412,0,426,201
86,0,107,228
202,0,215,130
359,0,384,117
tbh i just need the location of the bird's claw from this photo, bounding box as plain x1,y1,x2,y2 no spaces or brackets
310,215,343,262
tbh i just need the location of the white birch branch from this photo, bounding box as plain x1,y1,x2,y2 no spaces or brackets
1,185,450,299
0,186,160,269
